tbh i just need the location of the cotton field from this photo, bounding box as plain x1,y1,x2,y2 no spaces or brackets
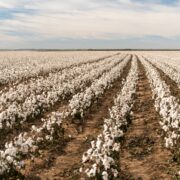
0,51,179,179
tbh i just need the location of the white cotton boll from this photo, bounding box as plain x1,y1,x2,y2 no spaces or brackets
96,138,102,150
113,143,120,152
41,118,45,122
171,132,178,139
112,168,118,177
165,137,173,148
79,167,83,173
162,125,168,132
72,109,77,115
23,132,28,137
5,143,9,149
6,156,13,163
4,147,17,156
31,125,37,131
45,135,51,140
46,124,51,131
82,153,89,163
103,124,109,133
37,127,43,133
37,137,43,142
171,111,178,120
130,111,133,116
106,138,113,148
91,141,95,149
102,155,114,170
87,148,93,155
68,134,72,138
26,137,34,147
171,119,179,129
64,111,69,117
102,171,108,180
49,136,53,141
86,164,97,177
0,162,8,174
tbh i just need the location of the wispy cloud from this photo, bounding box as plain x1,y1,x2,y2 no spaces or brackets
0,0,180,48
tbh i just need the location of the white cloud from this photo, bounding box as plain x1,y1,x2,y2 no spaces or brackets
0,0,180,48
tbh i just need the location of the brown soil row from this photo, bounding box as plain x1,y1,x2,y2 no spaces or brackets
21,56,132,179
119,59,179,180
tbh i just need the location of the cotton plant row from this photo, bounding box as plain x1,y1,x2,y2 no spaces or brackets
144,55,180,88
80,57,138,179
140,57,180,148
68,55,131,119
0,54,125,130
0,55,129,176
0,51,115,86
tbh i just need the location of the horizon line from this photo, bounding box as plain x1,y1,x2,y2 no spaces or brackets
1,48,180,51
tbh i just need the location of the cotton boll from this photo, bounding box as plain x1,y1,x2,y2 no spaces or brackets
96,136,103,150
102,171,108,180
102,155,114,170
79,167,83,173
6,156,14,163
91,141,95,149
85,163,97,177
31,125,37,132
45,135,51,140
112,168,119,177
113,143,120,152
82,153,89,163
106,137,113,148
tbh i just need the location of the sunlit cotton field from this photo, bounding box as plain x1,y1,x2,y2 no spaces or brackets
0,51,179,179
1,0,180,178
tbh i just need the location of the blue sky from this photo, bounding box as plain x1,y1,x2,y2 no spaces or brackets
0,0,180,49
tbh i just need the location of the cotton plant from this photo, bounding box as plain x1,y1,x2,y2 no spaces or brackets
0,112,64,176
0,133,37,176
